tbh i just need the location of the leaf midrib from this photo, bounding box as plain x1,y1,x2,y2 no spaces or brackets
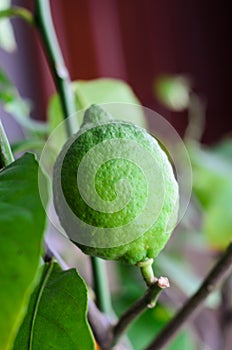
29,261,54,350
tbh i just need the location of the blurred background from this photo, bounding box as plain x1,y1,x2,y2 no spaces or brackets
1,0,231,142
0,1,232,350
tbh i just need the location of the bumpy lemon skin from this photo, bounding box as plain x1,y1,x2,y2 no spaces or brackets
53,109,179,266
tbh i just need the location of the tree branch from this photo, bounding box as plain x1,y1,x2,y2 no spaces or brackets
145,242,232,350
111,277,169,347
34,0,76,135
34,0,111,315
218,272,232,350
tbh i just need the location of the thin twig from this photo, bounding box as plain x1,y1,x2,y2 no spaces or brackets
111,277,170,347
145,242,232,350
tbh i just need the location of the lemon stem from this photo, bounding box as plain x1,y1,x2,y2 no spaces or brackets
137,258,157,286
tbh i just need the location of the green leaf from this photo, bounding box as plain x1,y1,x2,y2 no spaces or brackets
0,67,48,134
203,187,232,250
72,79,143,116
189,142,232,249
0,119,14,169
212,138,232,161
13,262,95,350
11,139,45,155
0,153,47,350
0,0,17,52
189,143,232,207
48,78,146,148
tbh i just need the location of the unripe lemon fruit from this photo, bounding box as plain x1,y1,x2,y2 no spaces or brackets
53,105,179,266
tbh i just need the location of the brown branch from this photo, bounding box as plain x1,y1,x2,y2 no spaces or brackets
145,242,232,350
111,277,169,347
218,272,232,350
88,277,169,350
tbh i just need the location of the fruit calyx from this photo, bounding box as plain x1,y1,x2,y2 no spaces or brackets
81,104,113,127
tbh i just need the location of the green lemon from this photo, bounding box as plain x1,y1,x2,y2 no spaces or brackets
53,105,179,266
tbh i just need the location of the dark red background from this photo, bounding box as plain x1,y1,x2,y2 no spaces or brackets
8,0,232,143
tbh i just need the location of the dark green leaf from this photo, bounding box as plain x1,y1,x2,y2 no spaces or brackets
14,262,95,350
0,153,47,350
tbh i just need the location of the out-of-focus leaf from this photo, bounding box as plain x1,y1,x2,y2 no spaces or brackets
0,68,48,134
0,153,47,350
185,93,206,142
203,187,232,250
157,254,200,295
48,78,146,148
13,262,94,350
213,138,232,161
72,79,143,118
0,119,14,168
0,0,17,52
189,142,232,249
189,143,232,207
157,253,220,308
11,139,45,155
154,75,192,111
